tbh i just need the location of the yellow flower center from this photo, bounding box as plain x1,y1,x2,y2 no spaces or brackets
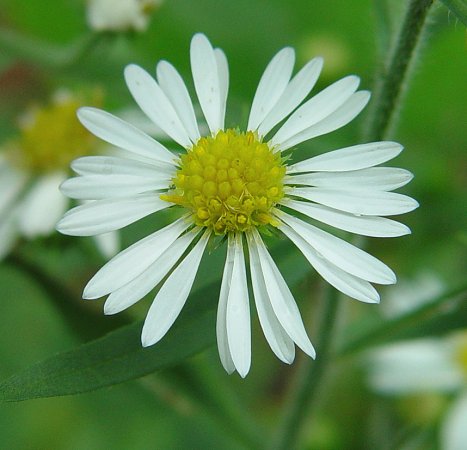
454,331,467,378
5,94,99,174
161,129,286,234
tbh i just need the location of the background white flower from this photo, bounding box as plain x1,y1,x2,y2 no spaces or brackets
368,333,467,450
57,33,418,377
0,90,119,259
367,274,467,450
86,0,162,32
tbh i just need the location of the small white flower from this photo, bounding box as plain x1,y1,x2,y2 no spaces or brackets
86,0,162,32
368,332,467,450
442,392,467,450
0,91,119,259
368,338,464,394
57,34,418,377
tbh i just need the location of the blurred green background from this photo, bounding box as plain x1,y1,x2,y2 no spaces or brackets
0,0,465,449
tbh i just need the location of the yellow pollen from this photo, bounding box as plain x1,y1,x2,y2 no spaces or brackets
162,129,286,234
5,92,100,174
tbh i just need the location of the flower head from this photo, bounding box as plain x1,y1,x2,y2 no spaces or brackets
86,0,162,33
0,90,118,258
57,34,418,377
368,332,467,450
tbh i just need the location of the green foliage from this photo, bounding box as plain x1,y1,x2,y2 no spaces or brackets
0,0,465,448
338,283,467,356
439,0,467,25
0,293,216,402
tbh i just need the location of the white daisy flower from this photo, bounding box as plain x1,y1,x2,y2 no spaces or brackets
368,332,467,450
86,0,162,33
57,33,418,377
0,90,119,259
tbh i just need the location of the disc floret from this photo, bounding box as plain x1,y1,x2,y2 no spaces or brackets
5,94,99,174
162,129,286,234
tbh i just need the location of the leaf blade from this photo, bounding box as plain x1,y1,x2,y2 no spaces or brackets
0,296,216,402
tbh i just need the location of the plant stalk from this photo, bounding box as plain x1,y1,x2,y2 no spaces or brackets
365,0,434,141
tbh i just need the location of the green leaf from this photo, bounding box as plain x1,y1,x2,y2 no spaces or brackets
439,0,467,26
0,286,217,402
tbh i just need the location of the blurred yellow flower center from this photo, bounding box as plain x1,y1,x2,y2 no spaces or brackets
455,332,467,377
161,129,286,234
6,95,98,174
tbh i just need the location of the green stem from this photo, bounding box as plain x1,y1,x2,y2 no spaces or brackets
271,285,340,450
365,0,434,141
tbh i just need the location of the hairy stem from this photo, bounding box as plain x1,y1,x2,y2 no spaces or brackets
365,0,434,141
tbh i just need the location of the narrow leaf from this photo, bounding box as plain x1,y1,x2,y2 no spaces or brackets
0,288,217,402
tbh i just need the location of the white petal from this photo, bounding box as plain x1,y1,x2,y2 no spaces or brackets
287,142,403,174
104,229,200,315
57,193,171,236
247,47,295,131
277,91,371,151
124,64,191,147
368,339,464,394
279,221,379,303
281,199,411,237
71,156,175,177
19,172,68,238
291,187,419,216
271,75,360,148
60,174,170,200
141,230,210,347
83,217,190,299
246,232,295,363
214,48,229,131
216,235,236,374
252,229,315,358
0,161,23,255
279,212,396,284
190,33,224,133
286,167,413,191
77,107,177,165
93,231,120,258
156,60,200,143
0,167,27,216
226,233,251,377
257,57,323,137
442,392,467,450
